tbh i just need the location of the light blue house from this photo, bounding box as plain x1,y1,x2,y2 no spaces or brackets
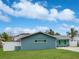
15,32,70,50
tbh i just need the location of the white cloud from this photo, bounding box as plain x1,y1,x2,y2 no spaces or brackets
12,1,76,21
59,23,79,31
4,26,49,35
0,0,77,21
0,11,10,22
12,1,51,20
36,1,48,7
56,23,79,35
58,9,75,21
50,9,58,18
0,0,14,15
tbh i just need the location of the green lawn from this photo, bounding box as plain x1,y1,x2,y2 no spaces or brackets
0,49,79,59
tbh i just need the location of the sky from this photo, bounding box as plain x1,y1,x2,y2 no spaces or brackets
0,0,79,35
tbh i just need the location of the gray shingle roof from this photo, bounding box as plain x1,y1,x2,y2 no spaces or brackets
14,33,30,41
14,32,71,41
53,35,71,40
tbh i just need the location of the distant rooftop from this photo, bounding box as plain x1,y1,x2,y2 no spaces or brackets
53,35,71,40
14,33,30,41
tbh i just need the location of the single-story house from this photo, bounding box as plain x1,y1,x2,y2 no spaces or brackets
2,32,78,51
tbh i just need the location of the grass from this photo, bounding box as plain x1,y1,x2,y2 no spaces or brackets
0,48,79,59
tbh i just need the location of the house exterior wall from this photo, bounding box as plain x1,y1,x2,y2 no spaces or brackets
21,33,56,50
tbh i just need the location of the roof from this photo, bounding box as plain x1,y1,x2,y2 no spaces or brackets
14,33,30,41
15,32,57,41
14,32,71,41
53,35,71,40
20,32,57,40
15,33,30,37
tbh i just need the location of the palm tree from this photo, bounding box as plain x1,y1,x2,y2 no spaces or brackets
67,28,78,40
46,29,61,35
47,29,55,35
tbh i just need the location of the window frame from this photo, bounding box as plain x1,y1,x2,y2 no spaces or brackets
34,40,47,43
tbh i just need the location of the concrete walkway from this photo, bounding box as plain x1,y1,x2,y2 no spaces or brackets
57,47,79,52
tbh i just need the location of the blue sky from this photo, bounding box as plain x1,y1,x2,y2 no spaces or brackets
0,0,79,35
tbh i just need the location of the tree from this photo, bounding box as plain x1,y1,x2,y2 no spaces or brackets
67,28,78,39
0,32,12,48
55,32,60,35
46,29,61,35
1,32,12,42
47,29,55,35
0,34,2,48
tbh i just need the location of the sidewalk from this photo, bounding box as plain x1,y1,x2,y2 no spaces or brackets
57,47,79,52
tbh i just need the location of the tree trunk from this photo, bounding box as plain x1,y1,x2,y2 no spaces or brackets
0,39,2,48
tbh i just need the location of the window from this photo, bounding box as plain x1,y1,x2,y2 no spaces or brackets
59,40,61,44
64,40,66,44
34,40,46,43
35,40,37,42
44,40,46,42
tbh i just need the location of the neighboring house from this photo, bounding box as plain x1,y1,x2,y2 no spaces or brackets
2,32,78,51
13,33,30,41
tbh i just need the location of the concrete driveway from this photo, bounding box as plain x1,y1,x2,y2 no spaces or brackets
57,47,79,52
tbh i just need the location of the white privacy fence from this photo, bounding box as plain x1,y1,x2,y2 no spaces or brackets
69,37,78,47
69,40,77,46
2,42,21,51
